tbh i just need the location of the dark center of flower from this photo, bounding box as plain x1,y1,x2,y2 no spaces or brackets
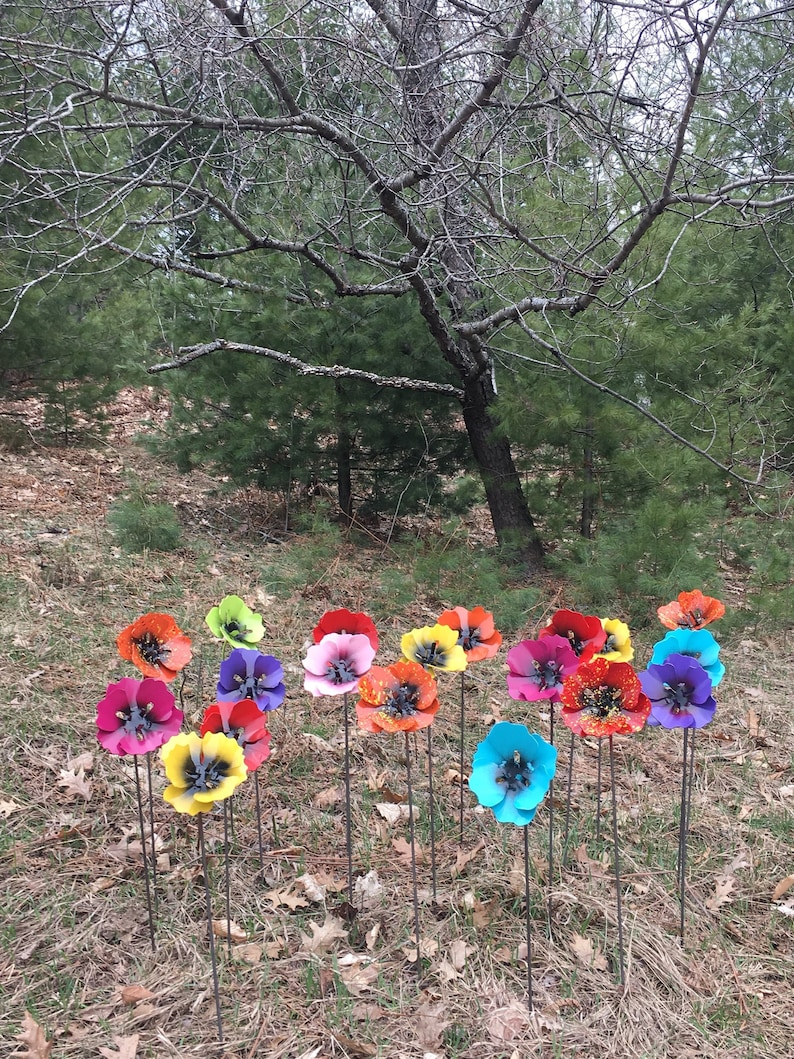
679,609,702,629
234,671,272,699
565,630,586,656
382,682,420,719
326,658,357,684
116,701,154,741
603,634,618,653
184,755,230,791
233,725,247,746
135,632,166,666
580,684,624,719
416,641,444,666
662,681,692,714
459,628,481,651
532,658,562,691
224,619,249,640
497,749,532,792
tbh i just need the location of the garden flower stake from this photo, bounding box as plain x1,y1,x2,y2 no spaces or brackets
560,657,650,984
640,648,720,941
357,659,441,972
506,634,578,906
116,612,193,683
95,676,184,948
205,594,265,649
468,722,557,1010
438,606,502,845
160,731,248,1043
304,627,377,903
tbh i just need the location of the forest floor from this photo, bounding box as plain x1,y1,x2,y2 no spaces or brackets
1,390,793,1059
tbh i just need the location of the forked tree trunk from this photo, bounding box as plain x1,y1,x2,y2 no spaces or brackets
461,372,544,572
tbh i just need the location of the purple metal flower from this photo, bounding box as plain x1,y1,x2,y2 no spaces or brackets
96,676,183,755
303,632,376,697
638,653,716,729
506,635,580,703
217,648,286,712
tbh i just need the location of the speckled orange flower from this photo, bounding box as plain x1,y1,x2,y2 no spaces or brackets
657,590,725,631
356,660,440,734
116,612,192,682
560,657,650,738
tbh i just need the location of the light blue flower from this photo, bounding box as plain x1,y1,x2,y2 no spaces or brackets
468,722,557,827
649,628,725,686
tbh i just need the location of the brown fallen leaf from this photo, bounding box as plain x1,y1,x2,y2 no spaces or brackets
569,932,608,971
14,1012,51,1059
771,875,794,902
211,918,247,943
337,954,381,995
313,784,343,808
376,802,409,824
56,766,92,801
119,984,155,1005
415,1001,449,1051
392,835,426,865
573,843,611,878
331,1033,377,1058
486,1000,528,1043
238,943,263,965
266,887,309,911
448,938,476,971
66,751,94,772
705,874,736,911
98,1035,139,1059
300,916,347,955
0,798,22,818
451,840,485,879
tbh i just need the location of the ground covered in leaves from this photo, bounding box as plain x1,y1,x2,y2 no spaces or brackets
1,392,793,1059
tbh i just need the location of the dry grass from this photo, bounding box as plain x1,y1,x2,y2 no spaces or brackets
1,398,793,1059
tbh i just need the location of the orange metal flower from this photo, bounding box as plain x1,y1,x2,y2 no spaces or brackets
560,657,650,738
116,612,192,682
437,605,502,663
356,660,440,734
657,590,725,631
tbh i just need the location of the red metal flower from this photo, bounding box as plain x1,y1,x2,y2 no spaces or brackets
539,608,606,664
116,612,192,682
312,608,378,651
356,660,440,734
657,590,725,631
200,698,271,772
560,657,650,738
436,605,502,663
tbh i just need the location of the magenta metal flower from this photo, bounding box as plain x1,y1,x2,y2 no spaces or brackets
96,676,183,755
506,635,579,703
302,632,377,696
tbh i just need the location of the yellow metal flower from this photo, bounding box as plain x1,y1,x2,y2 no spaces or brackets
161,731,247,815
400,623,467,673
595,618,634,663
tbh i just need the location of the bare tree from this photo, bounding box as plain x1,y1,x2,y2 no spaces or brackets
1,0,792,567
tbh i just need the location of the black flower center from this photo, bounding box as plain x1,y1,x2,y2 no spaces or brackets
135,632,166,666
497,750,532,791
416,641,444,666
603,634,617,653
580,684,623,719
662,680,692,714
459,628,481,651
382,682,419,719
184,755,230,791
532,658,562,691
116,701,154,741
326,658,356,684
565,630,586,656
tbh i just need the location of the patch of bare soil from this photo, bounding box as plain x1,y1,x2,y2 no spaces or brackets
1,392,792,1059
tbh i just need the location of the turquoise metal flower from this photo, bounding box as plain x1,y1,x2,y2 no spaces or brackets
468,721,557,827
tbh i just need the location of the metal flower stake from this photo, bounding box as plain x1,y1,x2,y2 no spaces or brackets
304,611,378,905
469,722,557,1011
161,730,248,1043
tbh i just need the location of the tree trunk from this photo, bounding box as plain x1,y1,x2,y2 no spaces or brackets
461,372,544,572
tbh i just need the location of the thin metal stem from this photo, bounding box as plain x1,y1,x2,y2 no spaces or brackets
343,691,353,903
133,755,156,951
145,751,158,914
547,702,555,927
561,731,576,867
524,824,534,1011
458,671,465,843
426,725,437,902
596,737,603,846
680,728,696,943
609,736,625,986
405,733,422,979
254,771,264,870
223,801,232,954
198,815,224,1043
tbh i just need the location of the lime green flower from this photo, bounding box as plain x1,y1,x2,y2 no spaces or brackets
595,618,634,663
401,623,467,673
161,731,247,815
205,594,264,649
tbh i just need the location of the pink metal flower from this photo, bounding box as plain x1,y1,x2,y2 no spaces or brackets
506,635,579,703
96,677,183,756
302,632,377,696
